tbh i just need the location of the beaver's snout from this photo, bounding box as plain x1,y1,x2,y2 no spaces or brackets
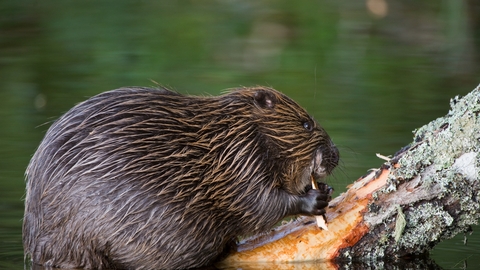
312,142,339,180
323,142,340,173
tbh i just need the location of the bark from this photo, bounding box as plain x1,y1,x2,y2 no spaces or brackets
218,85,480,269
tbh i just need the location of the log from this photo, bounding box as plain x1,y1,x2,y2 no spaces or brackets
218,85,480,269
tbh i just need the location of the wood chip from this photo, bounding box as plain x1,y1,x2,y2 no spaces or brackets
311,176,328,230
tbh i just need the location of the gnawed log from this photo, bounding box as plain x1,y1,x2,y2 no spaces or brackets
218,85,480,269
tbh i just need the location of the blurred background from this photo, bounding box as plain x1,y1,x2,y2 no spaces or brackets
1,0,479,269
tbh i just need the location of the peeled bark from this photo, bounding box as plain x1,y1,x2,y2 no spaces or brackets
218,85,480,269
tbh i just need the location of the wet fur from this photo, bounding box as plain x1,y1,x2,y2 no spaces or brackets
23,86,338,269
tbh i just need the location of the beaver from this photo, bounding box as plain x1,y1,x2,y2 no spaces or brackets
23,86,339,269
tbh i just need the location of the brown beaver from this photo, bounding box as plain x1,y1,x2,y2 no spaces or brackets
23,86,339,269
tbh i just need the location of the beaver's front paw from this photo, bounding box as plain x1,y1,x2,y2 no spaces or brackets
298,189,329,216
304,182,334,202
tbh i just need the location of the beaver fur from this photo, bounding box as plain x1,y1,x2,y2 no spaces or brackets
23,86,339,269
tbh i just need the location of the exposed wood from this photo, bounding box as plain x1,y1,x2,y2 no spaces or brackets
218,85,480,269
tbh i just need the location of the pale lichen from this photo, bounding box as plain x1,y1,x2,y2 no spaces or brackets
344,85,480,260
399,202,454,250
393,85,479,253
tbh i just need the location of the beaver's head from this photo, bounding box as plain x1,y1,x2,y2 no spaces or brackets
225,87,339,195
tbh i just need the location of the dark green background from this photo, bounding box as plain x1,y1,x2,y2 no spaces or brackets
1,1,479,269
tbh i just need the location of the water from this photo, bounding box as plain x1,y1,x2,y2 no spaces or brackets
1,0,479,269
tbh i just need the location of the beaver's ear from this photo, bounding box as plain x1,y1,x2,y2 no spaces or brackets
254,90,277,109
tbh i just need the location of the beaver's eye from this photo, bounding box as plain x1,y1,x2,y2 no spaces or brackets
303,121,313,131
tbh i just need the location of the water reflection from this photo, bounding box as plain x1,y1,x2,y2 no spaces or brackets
26,257,445,270
217,256,444,270
1,0,480,269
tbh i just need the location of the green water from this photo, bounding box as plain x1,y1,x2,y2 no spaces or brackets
1,1,479,269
